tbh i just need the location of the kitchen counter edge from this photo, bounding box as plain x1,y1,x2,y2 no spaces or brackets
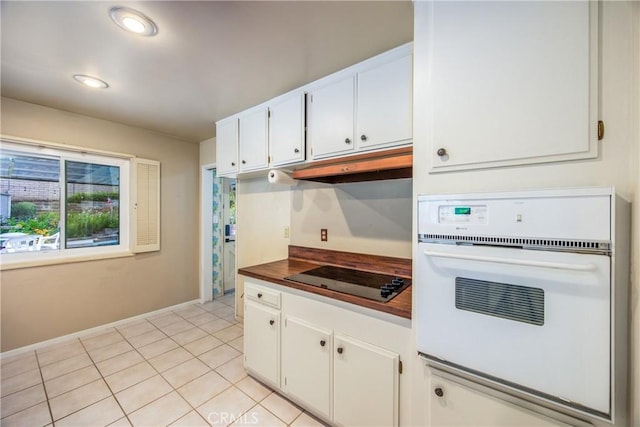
238,258,412,320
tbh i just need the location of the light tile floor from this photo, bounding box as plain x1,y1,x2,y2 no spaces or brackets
0,294,327,427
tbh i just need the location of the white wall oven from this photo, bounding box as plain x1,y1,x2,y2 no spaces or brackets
416,187,629,425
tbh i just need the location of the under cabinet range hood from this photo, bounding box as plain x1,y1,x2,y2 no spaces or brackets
292,147,412,184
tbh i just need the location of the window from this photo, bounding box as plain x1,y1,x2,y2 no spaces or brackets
0,140,132,267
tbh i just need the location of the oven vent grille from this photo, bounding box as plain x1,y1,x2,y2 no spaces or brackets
455,277,545,326
418,234,611,254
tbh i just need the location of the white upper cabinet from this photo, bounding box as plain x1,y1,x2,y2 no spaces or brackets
238,106,269,172
269,92,306,167
308,75,356,159
215,117,239,177
309,44,413,160
425,1,598,172
216,43,412,175
357,53,413,150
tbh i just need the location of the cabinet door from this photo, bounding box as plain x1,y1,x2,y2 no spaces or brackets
333,334,399,427
427,1,598,172
357,54,412,150
281,316,332,419
429,375,571,426
239,107,269,172
308,75,356,159
244,301,279,387
215,118,239,177
269,93,306,167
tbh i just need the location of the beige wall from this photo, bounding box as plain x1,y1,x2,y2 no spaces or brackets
0,97,200,352
200,137,216,166
235,177,291,317
290,179,412,259
413,1,639,425
630,2,640,424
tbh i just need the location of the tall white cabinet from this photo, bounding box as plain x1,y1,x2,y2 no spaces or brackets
424,1,599,172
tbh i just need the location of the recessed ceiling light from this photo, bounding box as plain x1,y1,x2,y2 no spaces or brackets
109,7,158,37
73,74,109,89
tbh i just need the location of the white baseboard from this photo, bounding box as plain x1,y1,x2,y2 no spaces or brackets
0,299,200,360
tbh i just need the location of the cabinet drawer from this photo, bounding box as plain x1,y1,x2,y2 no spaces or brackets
245,284,281,309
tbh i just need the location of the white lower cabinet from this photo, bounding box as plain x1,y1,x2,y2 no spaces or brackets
280,318,400,427
244,300,280,387
429,374,572,427
281,316,332,420
243,277,406,426
333,334,399,427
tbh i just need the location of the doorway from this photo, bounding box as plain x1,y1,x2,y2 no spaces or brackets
200,165,236,302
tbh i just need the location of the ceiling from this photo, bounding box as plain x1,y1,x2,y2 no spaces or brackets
1,1,413,143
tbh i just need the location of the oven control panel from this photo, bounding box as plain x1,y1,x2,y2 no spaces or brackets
438,205,488,225
418,188,612,241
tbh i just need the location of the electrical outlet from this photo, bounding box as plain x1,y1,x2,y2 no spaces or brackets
320,228,328,241
284,227,290,238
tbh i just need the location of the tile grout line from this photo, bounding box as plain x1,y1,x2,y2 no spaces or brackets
76,329,134,427
33,350,55,427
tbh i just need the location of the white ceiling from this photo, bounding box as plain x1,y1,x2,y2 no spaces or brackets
1,1,413,143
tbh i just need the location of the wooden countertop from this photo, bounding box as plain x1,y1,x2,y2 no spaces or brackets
238,246,412,319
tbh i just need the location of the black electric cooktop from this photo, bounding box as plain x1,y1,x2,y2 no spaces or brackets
285,265,410,303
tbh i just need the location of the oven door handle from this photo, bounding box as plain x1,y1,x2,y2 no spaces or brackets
423,250,597,272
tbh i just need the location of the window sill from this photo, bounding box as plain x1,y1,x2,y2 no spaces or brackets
0,250,135,271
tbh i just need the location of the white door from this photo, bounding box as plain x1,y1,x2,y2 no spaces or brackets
239,107,269,172
357,54,412,150
244,301,280,387
269,93,306,167
281,316,332,419
282,316,333,419
309,75,356,159
333,334,399,427
215,119,239,177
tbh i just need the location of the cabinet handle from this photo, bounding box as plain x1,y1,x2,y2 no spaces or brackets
294,148,300,153
242,160,247,164
434,387,444,397
344,138,351,144
436,148,447,157
337,347,344,354
269,319,275,325
257,293,263,298
360,134,367,141
231,162,236,166
320,340,326,347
